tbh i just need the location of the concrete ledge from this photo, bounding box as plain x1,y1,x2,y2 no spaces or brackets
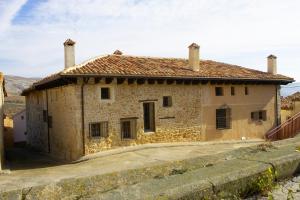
0,137,299,199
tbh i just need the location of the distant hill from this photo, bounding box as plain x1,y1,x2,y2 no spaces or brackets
4,75,39,96
3,75,40,117
281,82,300,97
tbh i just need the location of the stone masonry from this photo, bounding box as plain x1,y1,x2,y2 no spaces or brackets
26,78,278,161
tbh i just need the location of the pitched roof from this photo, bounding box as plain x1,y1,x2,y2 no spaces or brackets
23,53,294,95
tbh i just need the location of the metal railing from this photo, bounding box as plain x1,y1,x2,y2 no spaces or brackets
266,112,300,141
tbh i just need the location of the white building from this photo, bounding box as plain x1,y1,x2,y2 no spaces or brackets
13,109,27,144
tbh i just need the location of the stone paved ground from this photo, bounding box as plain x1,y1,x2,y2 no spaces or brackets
0,140,262,192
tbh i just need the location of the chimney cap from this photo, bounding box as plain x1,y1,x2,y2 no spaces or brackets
268,54,277,59
188,43,200,48
113,50,123,55
64,39,76,46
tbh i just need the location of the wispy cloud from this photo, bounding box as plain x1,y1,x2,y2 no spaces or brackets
0,0,27,33
0,0,299,81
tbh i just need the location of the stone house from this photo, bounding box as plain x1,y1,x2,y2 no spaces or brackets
22,39,293,161
0,72,7,170
281,92,300,122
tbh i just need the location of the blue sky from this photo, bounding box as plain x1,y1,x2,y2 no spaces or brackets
0,0,299,81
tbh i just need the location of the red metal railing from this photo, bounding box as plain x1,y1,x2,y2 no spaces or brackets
266,112,300,141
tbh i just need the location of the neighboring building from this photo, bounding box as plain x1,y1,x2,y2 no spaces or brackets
0,72,7,170
12,109,27,145
3,116,14,149
281,92,300,122
22,39,294,161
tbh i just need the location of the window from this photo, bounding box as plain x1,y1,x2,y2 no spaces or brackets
231,87,235,96
21,115,24,120
143,102,155,132
89,122,108,138
215,87,224,96
163,96,172,107
101,88,110,99
48,116,53,128
216,108,231,129
251,110,267,121
121,118,137,139
245,87,249,95
43,110,47,122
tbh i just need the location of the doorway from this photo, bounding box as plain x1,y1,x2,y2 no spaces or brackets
143,102,155,132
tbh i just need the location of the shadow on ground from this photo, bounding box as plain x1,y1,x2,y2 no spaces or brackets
5,147,67,171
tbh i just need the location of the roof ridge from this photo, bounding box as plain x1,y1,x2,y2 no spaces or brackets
113,54,189,61
61,54,110,74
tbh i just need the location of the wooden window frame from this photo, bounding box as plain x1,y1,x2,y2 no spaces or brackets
120,118,137,140
215,87,224,96
89,121,109,138
245,86,249,95
251,110,267,122
216,108,231,129
231,87,235,96
163,96,172,107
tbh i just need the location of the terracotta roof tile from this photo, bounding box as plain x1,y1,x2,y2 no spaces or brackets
29,54,294,90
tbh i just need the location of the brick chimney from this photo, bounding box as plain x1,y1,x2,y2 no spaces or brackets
64,39,76,69
188,43,200,71
267,54,277,75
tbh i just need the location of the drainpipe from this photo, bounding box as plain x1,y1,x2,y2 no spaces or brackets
81,78,89,155
46,90,50,153
275,85,281,126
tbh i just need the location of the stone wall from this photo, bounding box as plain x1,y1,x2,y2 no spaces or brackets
84,81,276,154
0,72,4,170
84,80,202,154
3,117,14,149
26,85,83,161
26,79,278,160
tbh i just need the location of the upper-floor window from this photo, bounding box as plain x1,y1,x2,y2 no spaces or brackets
216,108,231,129
163,96,172,107
101,88,110,99
215,87,224,96
231,87,235,96
245,86,249,95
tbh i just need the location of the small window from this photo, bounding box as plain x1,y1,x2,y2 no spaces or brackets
215,87,224,96
163,96,172,107
231,87,235,96
216,108,231,129
259,111,267,121
245,87,249,95
43,110,47,122
21,116,24,120
251,110,267,121
89,122,108,138
121,118,137,140
101,88,110,99
48,116,53,128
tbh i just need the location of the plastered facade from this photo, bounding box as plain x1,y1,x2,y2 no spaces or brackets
26,79,278,161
